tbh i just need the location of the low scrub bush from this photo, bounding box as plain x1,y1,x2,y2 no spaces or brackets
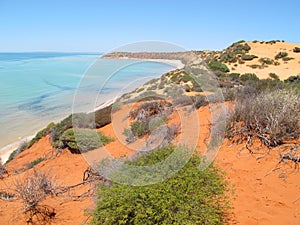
27,122,55,149
124,101,172,143
269,73,280,80
50,108,109,148
259,57,274,65
228,89,300,147
285,75,300,83
240,73,259,83
293,47,300,53
275,52,288,60
91,146,230,224
7,141,28,163
59,129,114,153
0,160,7,179
27,157,45,169
208,60,230,73
228,73,240,81
282,56,294,61
241,54,258,61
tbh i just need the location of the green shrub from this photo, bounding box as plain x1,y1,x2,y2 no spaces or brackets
27,122,55,149
6,141,28,163
259,57,274,65
59,129,114,153
27,157,45,169
293,47,300,53
91,146,230,225
284,75,300,83
240,73,259,82
282,56,294,61
208,60,230,73
51,115,74,148
136,87,145,93
229,73,240,79
275,52,288,60
241,54,258,61
269,73,280,80
0,160,7,178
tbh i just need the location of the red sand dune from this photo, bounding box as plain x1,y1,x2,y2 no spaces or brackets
1,105,300,224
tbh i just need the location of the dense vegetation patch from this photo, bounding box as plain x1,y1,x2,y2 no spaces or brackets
91,146,230,225
59,128,114,153
227,87,300,147
208,60,230,73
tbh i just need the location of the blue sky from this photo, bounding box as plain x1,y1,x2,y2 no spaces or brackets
0,0,299,52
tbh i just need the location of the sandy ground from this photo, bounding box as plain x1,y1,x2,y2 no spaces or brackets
226,42,300,80
1,103,300,224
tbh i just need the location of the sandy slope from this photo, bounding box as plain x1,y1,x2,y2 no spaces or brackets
225,42,300,80
1,104,300,224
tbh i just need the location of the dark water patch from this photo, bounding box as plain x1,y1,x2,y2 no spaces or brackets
18,93,52,111
43,79,75,91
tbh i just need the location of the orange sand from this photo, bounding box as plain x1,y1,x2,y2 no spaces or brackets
1,104,300,224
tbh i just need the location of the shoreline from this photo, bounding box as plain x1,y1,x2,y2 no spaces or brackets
0,135,35,163
109,57,185,70
0,58,183,163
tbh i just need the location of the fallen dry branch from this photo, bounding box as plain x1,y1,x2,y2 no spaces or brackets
265,145,300,177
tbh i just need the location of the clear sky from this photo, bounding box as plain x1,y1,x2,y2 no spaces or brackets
0,0,299,52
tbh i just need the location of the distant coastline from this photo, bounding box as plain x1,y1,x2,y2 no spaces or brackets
0,56,183,163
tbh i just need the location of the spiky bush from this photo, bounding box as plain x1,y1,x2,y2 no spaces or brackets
228,89,300,147
14,170,57,223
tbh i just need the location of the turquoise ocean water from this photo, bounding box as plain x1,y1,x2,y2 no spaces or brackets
0,53,174,150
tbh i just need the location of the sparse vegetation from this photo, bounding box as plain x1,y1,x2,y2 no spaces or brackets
124,101,173,143
14,170,57,224
27,122,55,149
7,141,28,163
91,146,230,225
27,157,45,169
